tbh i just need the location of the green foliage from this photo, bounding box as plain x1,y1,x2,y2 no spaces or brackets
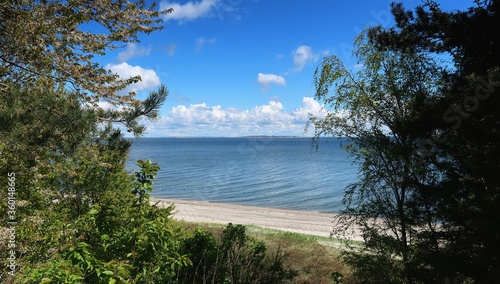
0,86,179,282
311,1,500,283
96,84,170,137
311,28,444,283
366,1,500,282
178,223,297,284
179,227,219,281
0,1,170,136
342,251,404,284
12,154,185,283
0,0,171,99
271,231,317,246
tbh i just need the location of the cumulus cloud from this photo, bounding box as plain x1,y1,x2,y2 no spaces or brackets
116,44,151,63
160,0,219,23
256,73,286,92
292,97,327,122
291,45,320,72
105,62,160,94
140,97,328,137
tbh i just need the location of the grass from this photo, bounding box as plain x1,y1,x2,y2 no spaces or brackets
179,221,359,284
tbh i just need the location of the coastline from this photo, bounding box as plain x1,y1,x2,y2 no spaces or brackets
151,197,364,242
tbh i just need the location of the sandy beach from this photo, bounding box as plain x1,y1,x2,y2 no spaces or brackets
151,198,363,242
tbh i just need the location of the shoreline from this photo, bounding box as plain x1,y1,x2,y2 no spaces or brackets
151,197,364,242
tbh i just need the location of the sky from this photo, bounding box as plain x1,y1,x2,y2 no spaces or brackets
95,0,476,137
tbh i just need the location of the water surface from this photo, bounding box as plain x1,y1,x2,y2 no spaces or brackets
126,137,358,213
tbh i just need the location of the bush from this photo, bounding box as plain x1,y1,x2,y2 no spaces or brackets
178,223,297,283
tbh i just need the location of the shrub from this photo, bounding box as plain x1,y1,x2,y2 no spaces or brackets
178,223,297,283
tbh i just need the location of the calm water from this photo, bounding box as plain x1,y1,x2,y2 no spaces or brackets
126,137,358,213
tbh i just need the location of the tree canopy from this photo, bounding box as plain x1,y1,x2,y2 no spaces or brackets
0,0,172,135
312,29,445,283
368,1,500,282
312,0,500,282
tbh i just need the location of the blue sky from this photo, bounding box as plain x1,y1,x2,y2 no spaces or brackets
96,0,475,137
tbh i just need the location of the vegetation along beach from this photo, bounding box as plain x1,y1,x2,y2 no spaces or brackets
1,0,499,283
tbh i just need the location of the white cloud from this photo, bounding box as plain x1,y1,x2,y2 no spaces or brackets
139,97,329,137
116,44,151,63
105,62,160,94
166,43,177,56
352,63,364,71
256,73,286,92
195,37,216,52
292,97,327,122
96,101,117,110
160,0,220,23
82,99,125,113
291,45,320,72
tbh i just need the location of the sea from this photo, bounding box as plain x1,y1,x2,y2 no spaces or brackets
125,137,358,213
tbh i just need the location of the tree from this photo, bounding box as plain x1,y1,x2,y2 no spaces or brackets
0,0,172,254
367,1,500,282
0,0,172,251
0,1,175,281
311,30,445,283
0,0,172,135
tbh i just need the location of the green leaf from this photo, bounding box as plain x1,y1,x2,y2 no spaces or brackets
89,209,98,215
76,242,89,248
102,270,114,276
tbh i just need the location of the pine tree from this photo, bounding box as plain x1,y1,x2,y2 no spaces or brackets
360,1,500,281
0,0,172,135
